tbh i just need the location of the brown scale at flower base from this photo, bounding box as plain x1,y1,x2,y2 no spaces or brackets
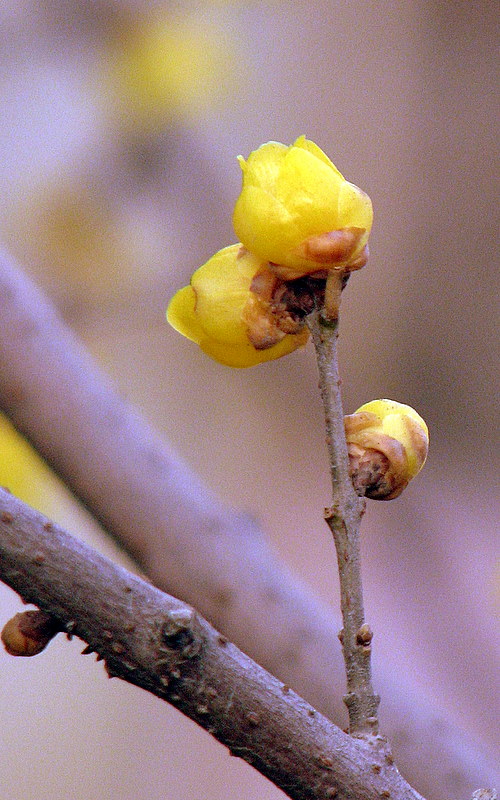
243,268,328,349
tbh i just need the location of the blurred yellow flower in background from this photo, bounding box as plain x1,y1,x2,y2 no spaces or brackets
233,136,372,278
167,244,309,367
4,179,162,300
106,12,241,132
2,7,249,305
0,413,57,517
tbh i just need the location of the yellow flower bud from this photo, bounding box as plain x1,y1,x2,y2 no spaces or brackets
344,399,429,500
167,244,309,368
233,136,373,278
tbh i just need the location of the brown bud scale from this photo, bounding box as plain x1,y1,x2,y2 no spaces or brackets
1,610,60,656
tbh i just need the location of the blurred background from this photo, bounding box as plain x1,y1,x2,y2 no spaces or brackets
0,1,498,798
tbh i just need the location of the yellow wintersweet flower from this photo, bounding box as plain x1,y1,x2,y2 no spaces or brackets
107,13,240,132
0,413,57,516
344,399,429,499
233,136,373,278
167,245,309,368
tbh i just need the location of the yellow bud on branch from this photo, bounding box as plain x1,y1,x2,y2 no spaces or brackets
167,244,309,367
344,399,429,500
233,136,372,278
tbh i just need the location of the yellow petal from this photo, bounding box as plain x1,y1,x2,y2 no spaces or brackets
337,181,373,235
192,245,257,344
233,185,302,266
238,141,288,188
276,146,345,229
167,285,203,344
357,399,428,438
200,326,308,368
293,135,344,178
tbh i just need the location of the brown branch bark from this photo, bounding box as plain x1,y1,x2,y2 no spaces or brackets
0,247,497,797
0,487,425,800
308,310,379,737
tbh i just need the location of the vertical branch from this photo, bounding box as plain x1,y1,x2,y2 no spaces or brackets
307,305,380,738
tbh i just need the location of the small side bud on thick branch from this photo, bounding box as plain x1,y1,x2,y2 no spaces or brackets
1,609,61,656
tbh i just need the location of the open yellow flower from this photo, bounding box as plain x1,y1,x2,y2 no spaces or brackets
344,399,429,499
167,244,309,368
233,136,373,278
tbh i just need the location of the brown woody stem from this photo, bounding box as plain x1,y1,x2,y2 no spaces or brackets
323,271,344,321
307,309,380,738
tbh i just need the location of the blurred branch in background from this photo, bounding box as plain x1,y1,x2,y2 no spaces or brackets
0,247,497,798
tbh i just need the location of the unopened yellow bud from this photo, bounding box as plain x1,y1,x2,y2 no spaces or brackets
233,136,372,278
344,399,429,500
167,244,309,368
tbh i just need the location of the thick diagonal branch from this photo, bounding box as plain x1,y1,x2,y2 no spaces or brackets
0,488,425,800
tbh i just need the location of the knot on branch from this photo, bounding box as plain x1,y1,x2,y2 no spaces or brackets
159,607,203,661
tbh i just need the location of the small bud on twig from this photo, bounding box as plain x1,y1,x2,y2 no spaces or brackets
356,623,373,646
344,399,429,500
1,610,61,657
